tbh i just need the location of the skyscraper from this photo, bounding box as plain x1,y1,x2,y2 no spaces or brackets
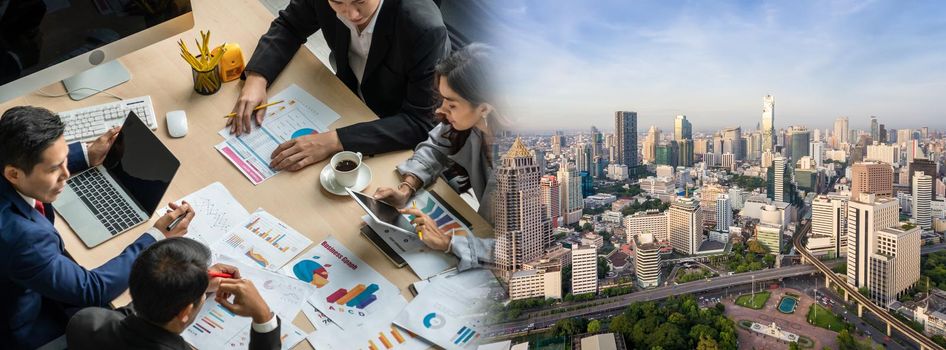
812,195,848,258
716,194,732,232
789,127,811,161
575,142,593,174
634,233,662,289
674,115,692,140
869,224,920,307
870,116,879,141
770,155,788,203
494,137,544,281
761,95,775,153
834,116,849,148
851,162,894,199
551,132,565,156
722,127,743,160
668,197,702,255
909,158,937,200
642,126,660,164
913,171,933,230
558,163,583,225
846,193,899,288
540,175,561,228
615,111,638,167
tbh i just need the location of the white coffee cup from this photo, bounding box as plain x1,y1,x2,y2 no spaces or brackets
330,151,363,188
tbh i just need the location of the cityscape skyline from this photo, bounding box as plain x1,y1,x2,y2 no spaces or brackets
494,0,946,131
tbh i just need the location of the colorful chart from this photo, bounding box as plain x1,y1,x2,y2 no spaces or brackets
245,217,295,253
223,234,244,249
365,326,417,350
450,326,478,346
326,283,380,309
189,304,236,335
292,256,331,288
291,128,317,139
423,313,445,329
406,193,470,235
244,247,269,268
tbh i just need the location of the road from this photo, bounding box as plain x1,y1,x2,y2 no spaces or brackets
489,262,835,335
793,220,944,350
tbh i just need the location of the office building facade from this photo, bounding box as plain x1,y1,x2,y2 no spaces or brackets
634,233,662,289
614,111,638,167
668,197,702,255
571,245,598,295
914,171,933,230
851,162,894,199
762,95,776,153
494,138,544,281
846,193,900,288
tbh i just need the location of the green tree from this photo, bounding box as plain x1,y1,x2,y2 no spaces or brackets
651,323,686,350
763,254,776,267
598,256,611,279
696,336,719,350
587,319,601,333
789,342,800,350
747,240,768,254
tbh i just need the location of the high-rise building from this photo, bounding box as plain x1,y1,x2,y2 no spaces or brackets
812,195,849,258
677,139,694,167
769,155,788,203
851,162,894,199
575,142,593,174
868,223,920,307
494,137,544,281
909,158,938,200
756,223,782,254
789,127,811,161
722,127,744,160
590,126,604,160
834,116,849,149
846,193,899,288
674,115,692,140
866,143,900,166
810,141,823,168
913,172,933,230
642,126,660,164
634,233,662,289
700,184,725,228
532,148,547,175
615,111,638,167
540,175,561,228
624,209,669,242
558,163,583,225
551,132,565,156
761,95,776,153
655,141,677,167
870,116,879,141
571,245,598,295
716,194,732,232
668,197,702,255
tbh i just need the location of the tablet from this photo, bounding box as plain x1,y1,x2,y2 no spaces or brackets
347,188,415,235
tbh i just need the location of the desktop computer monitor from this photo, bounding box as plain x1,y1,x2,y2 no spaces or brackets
0,0,194,103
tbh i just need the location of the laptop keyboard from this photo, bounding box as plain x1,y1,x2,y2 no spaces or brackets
68,169,142,235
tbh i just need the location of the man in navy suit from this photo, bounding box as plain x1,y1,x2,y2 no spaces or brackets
0,106,195,349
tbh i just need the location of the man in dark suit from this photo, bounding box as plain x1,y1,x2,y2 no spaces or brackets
67,237,281,350
229,0,449,171
0,106,195,349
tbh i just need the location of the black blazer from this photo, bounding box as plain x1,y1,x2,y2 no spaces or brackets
65,306,281,350
245,0,449,154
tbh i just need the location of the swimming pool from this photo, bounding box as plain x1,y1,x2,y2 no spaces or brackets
778,297,798,314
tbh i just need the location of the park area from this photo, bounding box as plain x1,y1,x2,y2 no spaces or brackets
735,291,771,309
807,303,847,332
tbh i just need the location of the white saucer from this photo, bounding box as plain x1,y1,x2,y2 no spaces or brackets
320,163,372,196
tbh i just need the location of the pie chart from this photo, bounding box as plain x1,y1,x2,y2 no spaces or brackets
423,312,445,329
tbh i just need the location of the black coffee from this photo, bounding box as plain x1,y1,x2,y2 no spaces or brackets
335,160,358,171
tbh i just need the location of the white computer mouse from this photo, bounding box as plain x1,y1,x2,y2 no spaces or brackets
166,110,188,138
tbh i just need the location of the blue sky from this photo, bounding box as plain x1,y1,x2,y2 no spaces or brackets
491,0,946,133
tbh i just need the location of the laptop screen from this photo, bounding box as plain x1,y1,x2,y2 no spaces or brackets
101,113,179,215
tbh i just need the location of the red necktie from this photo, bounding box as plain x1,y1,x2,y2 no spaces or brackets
35,201,46,217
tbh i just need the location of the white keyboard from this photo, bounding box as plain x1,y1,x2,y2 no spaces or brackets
58,96,158,142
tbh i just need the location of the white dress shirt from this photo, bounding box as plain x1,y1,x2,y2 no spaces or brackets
337,0,384,99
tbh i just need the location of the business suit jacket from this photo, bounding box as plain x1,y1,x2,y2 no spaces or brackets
245,0,449,155
0,142,157,349
66,305,281,350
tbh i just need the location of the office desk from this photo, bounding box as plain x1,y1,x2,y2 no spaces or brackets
0,0,491,348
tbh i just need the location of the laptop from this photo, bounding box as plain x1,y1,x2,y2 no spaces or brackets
54,112,180,247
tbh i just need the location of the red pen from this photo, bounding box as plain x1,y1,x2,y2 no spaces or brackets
208,272,233,278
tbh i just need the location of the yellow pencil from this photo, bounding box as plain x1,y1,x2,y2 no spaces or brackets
223,100,285,118
413,200,423,240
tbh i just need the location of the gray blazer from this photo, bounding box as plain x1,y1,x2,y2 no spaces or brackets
396,123,495,270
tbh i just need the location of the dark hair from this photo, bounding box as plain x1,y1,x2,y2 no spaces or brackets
129,237,211,324
0,106,65,174
436,43,497,155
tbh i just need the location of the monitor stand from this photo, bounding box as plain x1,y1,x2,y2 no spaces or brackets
62,60,131,101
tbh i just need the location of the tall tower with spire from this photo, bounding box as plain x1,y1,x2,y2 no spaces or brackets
493,137,543,281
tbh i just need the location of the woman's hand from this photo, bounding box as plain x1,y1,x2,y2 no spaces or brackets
399,208,453,252
373,186,412,208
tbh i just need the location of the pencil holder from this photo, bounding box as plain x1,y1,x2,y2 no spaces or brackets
192,60,222,95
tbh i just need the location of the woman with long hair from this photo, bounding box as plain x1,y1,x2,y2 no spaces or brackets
373,43,498,271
